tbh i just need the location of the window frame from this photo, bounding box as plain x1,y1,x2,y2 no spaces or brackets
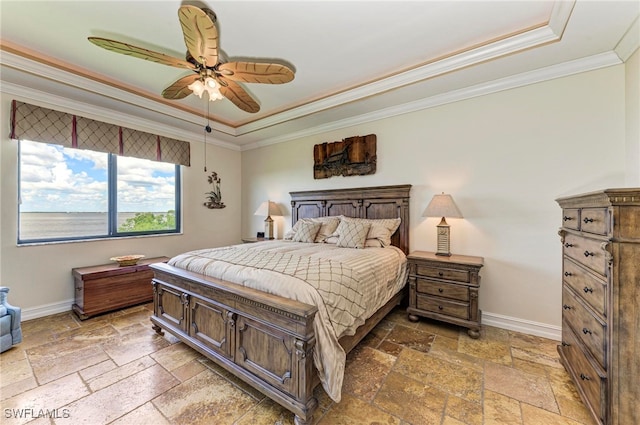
17,141,182,244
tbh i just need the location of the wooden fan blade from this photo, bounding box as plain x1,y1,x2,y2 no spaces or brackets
217,62,294,84
178,5,218,67
88,37,196,70
218,79,260,113
162,74,200,99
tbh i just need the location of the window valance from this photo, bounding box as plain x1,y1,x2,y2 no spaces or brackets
9,100,190,166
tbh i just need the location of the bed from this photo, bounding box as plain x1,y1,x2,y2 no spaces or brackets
149,184,411,424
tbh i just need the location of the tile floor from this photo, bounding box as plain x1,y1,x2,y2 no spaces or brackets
0,303,595,425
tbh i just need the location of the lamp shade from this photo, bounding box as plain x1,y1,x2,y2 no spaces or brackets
422,193,463,218
254,201,282,217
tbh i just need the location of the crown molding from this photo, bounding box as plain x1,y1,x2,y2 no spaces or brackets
614,16,640,62
241,51,621,151
236,11,572,136
0,81,241,151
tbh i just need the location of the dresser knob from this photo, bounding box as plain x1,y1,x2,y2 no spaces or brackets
582,328,592,335
580,373,591,381
583,217,594,224
563,304,572,310
438,272,443,277
564,243,574,248
583,287,593,293
564,272,573,277
438,288,444,293
563,216,573,221
438,305,443,310
584,251,594,257
561,341,570,347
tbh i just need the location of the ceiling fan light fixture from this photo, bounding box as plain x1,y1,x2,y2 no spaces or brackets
188,77,223,101
188,79,206,98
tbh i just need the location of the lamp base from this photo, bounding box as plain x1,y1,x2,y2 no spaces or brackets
264,216,275,239
435,218,451,256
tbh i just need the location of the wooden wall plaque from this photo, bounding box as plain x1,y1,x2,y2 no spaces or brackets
313,134,376,179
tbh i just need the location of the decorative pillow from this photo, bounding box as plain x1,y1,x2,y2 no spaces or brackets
292,221,322,243
284,216,341,242
339,216,401,247
336,220,371,249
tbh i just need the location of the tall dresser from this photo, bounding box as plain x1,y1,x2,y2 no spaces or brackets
556,189,639,425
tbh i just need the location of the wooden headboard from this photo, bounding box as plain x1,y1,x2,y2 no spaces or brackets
289,185,411,254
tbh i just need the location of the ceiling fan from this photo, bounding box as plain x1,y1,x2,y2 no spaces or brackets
88,5,294,113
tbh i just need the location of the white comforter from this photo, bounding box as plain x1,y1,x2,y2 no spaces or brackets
168,240,407,402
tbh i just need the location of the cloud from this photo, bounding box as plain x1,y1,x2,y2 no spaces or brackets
20,141,176,213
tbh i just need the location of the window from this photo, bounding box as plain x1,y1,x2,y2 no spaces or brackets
18,140,181,243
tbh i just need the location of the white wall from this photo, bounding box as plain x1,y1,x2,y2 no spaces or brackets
241,65,628,337
0,94,242,317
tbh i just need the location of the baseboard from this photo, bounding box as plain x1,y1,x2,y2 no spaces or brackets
482,311,561,341
22,299,74,321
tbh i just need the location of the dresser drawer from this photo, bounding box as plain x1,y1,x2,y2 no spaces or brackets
416,294,469,320
415,264,470,283
580,208,608,236
563,233,608,277
416,278,469,301
562,286,606,368
563,258,607,317
562,208,580,230
561,324,606,424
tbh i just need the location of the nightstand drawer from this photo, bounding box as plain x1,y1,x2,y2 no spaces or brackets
415,264,470,283
416,294,469,320
416,278,469,301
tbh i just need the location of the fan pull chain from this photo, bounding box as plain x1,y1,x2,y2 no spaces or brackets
203,100,211,172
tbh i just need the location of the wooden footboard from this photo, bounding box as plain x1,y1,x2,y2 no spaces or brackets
150,262,319,424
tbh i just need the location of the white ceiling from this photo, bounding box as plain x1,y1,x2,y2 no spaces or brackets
1,1,638,150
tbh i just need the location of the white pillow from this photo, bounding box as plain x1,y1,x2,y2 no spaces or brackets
292,221,322,243
332,216,401,247
336,220,371,249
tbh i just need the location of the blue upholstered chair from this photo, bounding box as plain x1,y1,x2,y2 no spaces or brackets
0,287,22,353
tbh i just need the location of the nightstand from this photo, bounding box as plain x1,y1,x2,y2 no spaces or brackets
406,251,484,338
241,237,265,243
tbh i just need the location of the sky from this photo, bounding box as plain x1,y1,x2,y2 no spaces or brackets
19,140,176,213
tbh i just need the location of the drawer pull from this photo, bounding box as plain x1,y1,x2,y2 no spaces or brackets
583,217,594,224
582,328,592,335
583,287,593,293
438,272,444,277
562,304,572,310
75,286,83,291
438,288,444,293
564,272,573,277
584,251,594,257
438,305,443,310
561,341,570,347
579,373,591,381
564,243,574,248
563,216,574,221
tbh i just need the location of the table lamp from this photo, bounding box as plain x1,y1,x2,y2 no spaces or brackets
254,200,282,239
423,193,463,256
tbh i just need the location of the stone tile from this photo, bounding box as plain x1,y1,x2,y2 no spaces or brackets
415,317,461,339
318,393,401,424
547,366,582,402
458,330,512,365
377,340,403,356
150,342,201,372
102,327,171,366
0,376,38,402
56,365,178,424
30,345,110,384
109,401,172,425
343,346,396,402
521,402,586,425
152,369,256,425
555,396,596,425
1,358,33,389
234,397,295,425
108,308,154,330
442,417,467,425
431,334,459,352
171,359,207,382
87,356,156,392
393,348,483,403
385,324,435,353
0,345,27,365
485,361,559,413
483,390,523,425
445,395,483,424
78,359,117,382
373,371,446,425
509,331,563,369
511,357,549,377
21,313,79,337
425,340,485,372
2,374,90,425
384,308,418,329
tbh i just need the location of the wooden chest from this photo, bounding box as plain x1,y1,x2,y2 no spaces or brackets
72,256,169,319
556,189,640,425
